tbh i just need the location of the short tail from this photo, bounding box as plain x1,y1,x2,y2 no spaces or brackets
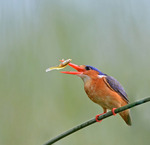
119,109,132,126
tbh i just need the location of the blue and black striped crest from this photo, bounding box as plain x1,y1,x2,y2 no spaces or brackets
85,65,105,75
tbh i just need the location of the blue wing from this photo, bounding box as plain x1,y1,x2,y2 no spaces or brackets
104,75,129,103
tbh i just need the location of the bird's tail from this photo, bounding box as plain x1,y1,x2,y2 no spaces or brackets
119,109,132,126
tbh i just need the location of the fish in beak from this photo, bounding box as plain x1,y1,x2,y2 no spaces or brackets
61,62,85,75
46,59,72,72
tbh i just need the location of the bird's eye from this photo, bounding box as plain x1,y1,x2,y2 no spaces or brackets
85,66,91,70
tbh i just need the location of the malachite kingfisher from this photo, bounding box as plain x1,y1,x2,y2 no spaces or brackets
61,61,132,126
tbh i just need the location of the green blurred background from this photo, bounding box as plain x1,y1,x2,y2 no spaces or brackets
1,0,150,145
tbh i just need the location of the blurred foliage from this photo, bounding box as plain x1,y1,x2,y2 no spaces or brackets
0,1,150,145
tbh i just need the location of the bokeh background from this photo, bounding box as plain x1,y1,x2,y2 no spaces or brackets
1,0,150,145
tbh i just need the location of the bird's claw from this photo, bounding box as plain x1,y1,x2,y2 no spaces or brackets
95,108,117,123
112,108,117,116
95,113,105,123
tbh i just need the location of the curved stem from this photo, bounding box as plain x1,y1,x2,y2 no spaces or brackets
43,97,150,145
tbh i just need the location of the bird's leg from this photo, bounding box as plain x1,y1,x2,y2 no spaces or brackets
95,108,117,123
95,108,107,123
111,108,117,116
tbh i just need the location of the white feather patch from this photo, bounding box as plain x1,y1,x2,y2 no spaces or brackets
98,75,105,78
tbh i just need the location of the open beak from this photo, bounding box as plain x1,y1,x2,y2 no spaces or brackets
61,62,85,75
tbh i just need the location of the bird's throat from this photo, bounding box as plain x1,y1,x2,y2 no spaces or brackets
80,75,91,84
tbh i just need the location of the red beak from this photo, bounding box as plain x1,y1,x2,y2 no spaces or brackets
61,62,85,75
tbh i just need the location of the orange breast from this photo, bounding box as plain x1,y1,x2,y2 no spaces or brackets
84,77,127,110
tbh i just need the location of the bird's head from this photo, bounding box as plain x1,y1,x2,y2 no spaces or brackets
61,62,105,83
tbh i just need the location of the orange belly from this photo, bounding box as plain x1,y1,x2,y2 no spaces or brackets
84,77,127,110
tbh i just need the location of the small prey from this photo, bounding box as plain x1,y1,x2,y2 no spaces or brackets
46,59,72,72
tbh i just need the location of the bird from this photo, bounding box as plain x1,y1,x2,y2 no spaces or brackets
61,62,132,126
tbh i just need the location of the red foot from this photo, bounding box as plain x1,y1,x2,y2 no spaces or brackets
95,113,105,123
95,108,117,123
112,108,117,116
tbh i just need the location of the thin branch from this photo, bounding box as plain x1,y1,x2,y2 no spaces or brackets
43,97,150,145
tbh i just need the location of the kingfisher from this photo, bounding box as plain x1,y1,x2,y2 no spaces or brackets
61,61,132,126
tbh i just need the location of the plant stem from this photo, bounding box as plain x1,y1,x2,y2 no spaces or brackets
43,97,150,145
